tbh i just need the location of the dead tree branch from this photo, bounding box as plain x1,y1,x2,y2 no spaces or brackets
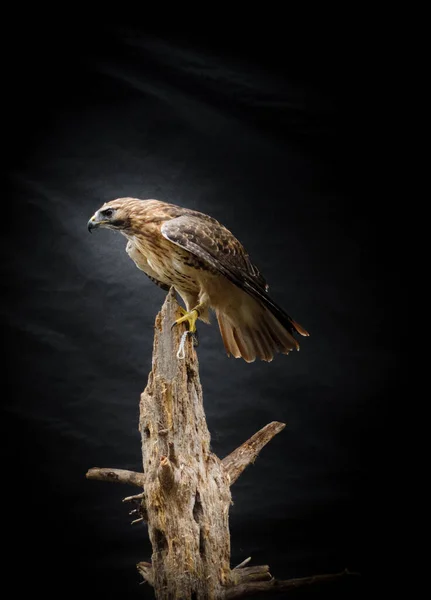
225,569,359,598
222,422,286,485
86,289,359,598
86,467,144,487
231,565,272,585
137,561,154,587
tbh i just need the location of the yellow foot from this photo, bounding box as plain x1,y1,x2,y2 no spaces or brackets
171,308,200,334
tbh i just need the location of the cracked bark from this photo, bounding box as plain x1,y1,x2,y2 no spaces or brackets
86,288,358,598
139,289,232,599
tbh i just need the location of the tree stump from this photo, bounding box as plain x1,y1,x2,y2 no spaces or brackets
87,288,357,598
138,288,233,598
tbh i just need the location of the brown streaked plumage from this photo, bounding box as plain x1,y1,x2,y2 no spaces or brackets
87,197,309,362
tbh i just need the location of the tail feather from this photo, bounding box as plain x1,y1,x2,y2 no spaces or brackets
265,312,299,353
216,295,307,362
233,327,256,363
217,313,241,359
254,329,274,362
289,317,310,337
242,280,310,338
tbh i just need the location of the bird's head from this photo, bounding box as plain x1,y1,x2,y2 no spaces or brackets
87,198,138,233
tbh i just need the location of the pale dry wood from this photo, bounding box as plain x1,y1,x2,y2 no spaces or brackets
86,289,359,599
85,467,144,487
233,557,252,570
122,492,145,503
225,569,359,598
139,288,232,599
231,565,272,585
137,561,154,586
222,422,286,485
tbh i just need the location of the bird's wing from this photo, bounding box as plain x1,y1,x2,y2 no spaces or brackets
161,214,307,336
144,273,171,291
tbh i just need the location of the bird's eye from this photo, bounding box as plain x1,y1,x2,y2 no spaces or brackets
103,209,114,218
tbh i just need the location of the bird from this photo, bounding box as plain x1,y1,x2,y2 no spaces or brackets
87,198,309,362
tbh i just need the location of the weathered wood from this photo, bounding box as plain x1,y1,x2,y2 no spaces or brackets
222,422,286,486
122,491,145,503
139,288,232,599
233,557,252,570
86,288,359,598
137,561,154,587
231,565,272,585
86,467,144,487
225,569,359,598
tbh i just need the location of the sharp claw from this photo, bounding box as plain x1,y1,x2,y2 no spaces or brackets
171,307,201,337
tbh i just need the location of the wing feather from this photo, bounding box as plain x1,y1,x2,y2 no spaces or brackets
162,213,268,291
161,214,308,337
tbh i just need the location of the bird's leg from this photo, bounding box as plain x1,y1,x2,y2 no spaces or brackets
171,302,206,335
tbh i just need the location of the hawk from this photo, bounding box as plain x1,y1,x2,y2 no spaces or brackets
88,198,309,362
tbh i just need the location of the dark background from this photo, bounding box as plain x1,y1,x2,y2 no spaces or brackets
4,22,391,598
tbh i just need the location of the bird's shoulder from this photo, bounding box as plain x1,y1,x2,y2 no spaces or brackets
161,210,269,292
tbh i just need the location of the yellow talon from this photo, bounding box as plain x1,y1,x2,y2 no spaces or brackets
171,308,200,333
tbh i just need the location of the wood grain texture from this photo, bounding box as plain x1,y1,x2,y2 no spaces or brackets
222,421,286,486
85,467,144,487
86,288,358,598
139,287,232,598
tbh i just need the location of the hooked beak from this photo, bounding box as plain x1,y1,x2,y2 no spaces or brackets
87,217,96,233
87,213,105,233
87,208,124,233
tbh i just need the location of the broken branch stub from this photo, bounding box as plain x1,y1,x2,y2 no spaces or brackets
86,288,359,598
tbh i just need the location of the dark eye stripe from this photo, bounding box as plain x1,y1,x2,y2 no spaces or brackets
102,208,114,217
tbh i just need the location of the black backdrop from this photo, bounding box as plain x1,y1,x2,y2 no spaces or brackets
4,23,391,598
